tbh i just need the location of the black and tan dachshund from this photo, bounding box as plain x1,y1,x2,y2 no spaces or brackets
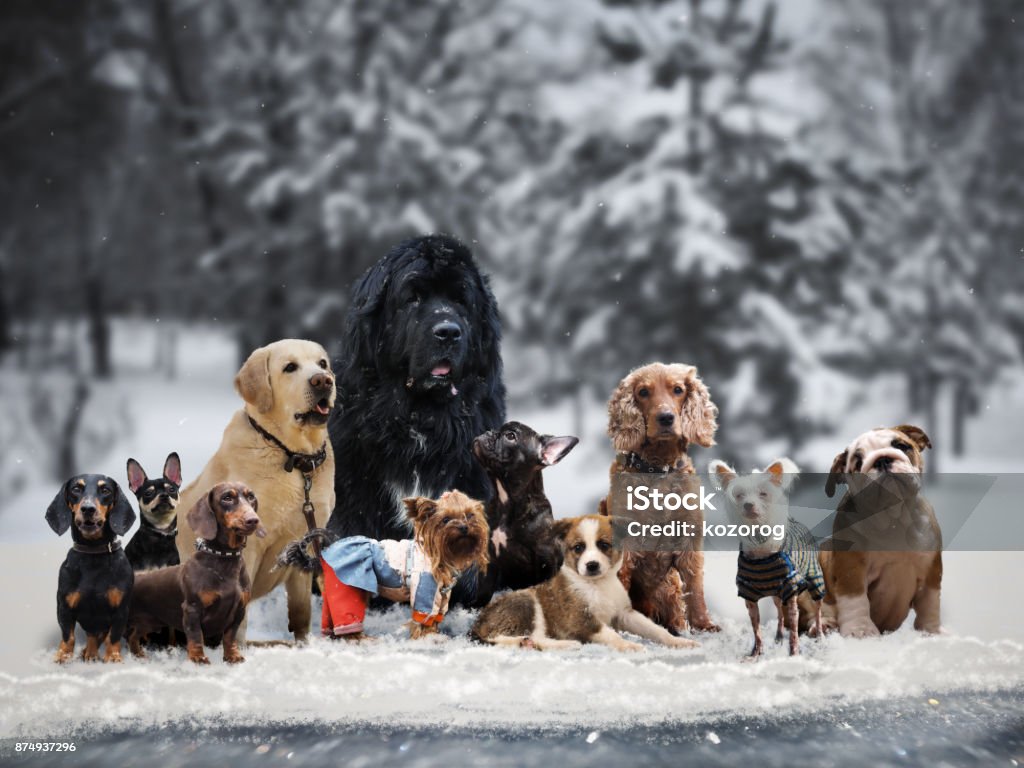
128,482,264,664
46,474,136,663
470,421,578,606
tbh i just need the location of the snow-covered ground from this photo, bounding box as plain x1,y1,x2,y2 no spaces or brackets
1,321,1022,744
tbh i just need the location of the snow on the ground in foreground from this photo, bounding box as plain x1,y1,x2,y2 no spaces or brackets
1,592,1023,738
2,546,1023,738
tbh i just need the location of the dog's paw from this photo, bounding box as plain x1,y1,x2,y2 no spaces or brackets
103,647,123,664
223,654,246,664
616,640,645,653
190,654,212,665
666,636,700,650
54,650,73,665
690,620,721,633
840,620,880,639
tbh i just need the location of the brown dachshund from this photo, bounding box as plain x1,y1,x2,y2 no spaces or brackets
128,482,265,664
599,363,720,634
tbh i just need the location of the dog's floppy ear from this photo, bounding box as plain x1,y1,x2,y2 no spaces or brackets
551,517,577,542
540,435,579,466
235,346,274,413
126,459,147,494
45,482,72,536
679,365,718,448
187,490,219,541
608,370,645,453
403,497,437,523
162,452,182,486
708,460,736,490
825,450,848,498
765,457,799,490
108,480,137,535
892,424,932,452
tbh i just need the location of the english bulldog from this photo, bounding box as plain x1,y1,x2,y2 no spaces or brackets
819,424,942,637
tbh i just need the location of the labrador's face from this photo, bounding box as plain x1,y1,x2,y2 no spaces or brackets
235,339,336,429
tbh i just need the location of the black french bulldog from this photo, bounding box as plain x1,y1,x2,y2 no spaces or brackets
47,474,136,663
471,421,578,606
125,453,182,572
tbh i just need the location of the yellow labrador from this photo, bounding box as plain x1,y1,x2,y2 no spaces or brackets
176,339,336,642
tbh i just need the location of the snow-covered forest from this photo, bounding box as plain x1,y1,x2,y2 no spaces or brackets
3,0,1023,484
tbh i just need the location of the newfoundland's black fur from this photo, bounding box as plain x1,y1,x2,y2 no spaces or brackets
327,234,505,600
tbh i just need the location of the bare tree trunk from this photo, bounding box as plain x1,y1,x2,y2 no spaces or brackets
57,380,90,480
0,258,10,356
152,0,225,251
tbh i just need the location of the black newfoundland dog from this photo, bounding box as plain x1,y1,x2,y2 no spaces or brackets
327,234,505,600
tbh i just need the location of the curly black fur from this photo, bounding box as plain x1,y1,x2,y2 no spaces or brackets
277,528,338,573
327,234,505,603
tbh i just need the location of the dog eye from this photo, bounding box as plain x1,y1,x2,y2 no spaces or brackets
893,441,912,452
442,517,452,525
572,543,585,554
673,385,684,395
100,486,112,497
504,431,517,442
318,359,328,370
597,540,611,552
143,489,156,501
283,362,298,373
221,494,235,504
759,491,768,499
637,388,649,398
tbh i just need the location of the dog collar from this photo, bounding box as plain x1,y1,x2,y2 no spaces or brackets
618,452,687,474
72,539,122,555
146,525,178,538
247,416,328,474
195,538,243,558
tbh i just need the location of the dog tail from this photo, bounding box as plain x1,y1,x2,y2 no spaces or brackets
275,528,337,573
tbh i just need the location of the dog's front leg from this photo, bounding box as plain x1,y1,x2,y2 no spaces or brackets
104,608,128,664
746,600,763,659
678,552,719,632
784,596,800,656
912,554,942,634
182,600,210,664
285,567,312,642
772,596,785,643
55,600,76,664
222,608,246,664
830,553,879,638
616,609,699,649
590,624,644,652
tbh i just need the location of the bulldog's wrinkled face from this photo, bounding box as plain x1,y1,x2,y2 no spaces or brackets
826,424,931,498
843,429,925,476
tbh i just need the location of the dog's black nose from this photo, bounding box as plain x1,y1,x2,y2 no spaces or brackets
743,501,755,513
585,560,600,574
433,321,462,342
80,504,96,516
874,456,893,471
458,524,468,535
657,412,675,427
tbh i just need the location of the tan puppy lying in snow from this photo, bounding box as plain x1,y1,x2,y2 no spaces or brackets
471,515,699,651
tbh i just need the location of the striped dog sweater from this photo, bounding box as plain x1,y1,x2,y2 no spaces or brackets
736,520,825,603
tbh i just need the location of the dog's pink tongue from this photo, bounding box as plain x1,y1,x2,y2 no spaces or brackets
431,363,451,376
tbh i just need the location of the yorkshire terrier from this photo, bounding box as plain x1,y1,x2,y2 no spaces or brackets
280,489,489,640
